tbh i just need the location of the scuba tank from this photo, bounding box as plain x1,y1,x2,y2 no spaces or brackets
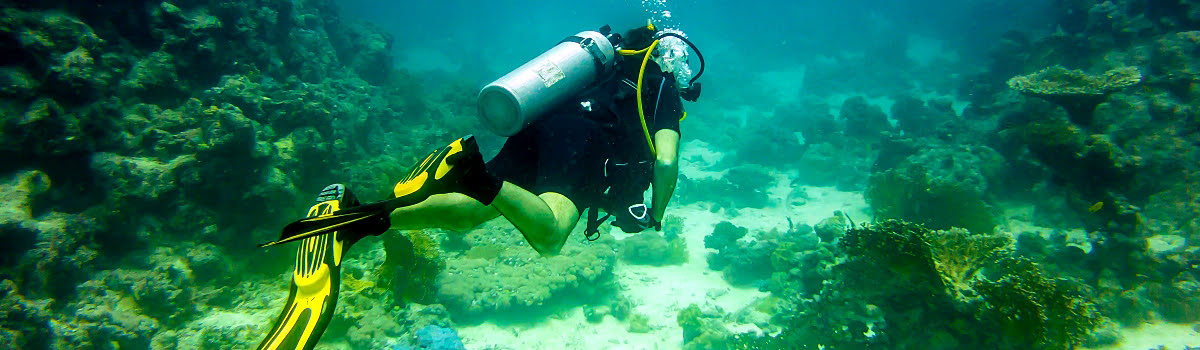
477,26,620,136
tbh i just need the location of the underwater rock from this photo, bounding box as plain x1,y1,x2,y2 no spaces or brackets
1150,31,1200,86
840,96,893,140
793,141,868,188
343,300,408,349
328,20,395,85
0,279,61,349
890,95,955,138
0,67,40,99
0,0,471,347
0,170,103,302
1148,278,1200,323
71,273,164,349
583,304,611,323
0,97,90,157
1007,65,1142,126
677,165,773,209
120,51,186,105
414,325,465,350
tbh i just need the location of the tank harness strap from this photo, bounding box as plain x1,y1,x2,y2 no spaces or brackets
561,35,609,76
585,207,610,241
653,76,666,124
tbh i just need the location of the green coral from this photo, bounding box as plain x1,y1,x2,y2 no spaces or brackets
619,232,688,266
974,257,1102,349
380,230,445,305
677,304,704,342
1007,66,1142,125
865,145,1001,234
929,227,1012,299
746,220,1099,350
677,304,731,349
436,223,618,317
627,313,652,333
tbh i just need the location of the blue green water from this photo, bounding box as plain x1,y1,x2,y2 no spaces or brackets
2,0,1199,349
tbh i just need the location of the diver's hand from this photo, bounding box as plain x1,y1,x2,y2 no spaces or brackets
613,204,661,233
444,136,503,205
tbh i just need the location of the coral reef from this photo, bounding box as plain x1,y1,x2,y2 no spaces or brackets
974,257,1103,349
381,230,447,305
619,232,688,266
0,0,477,346
735,220,1100,350
1008,66,1142,126
677,304,731,350
704,222,776,286
840,96,893,140
890,95,957,138
436,222,618,318
813,211,848,243
676,165,775,210
866,143,1004,234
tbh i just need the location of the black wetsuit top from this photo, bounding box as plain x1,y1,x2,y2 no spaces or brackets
486,59,683,213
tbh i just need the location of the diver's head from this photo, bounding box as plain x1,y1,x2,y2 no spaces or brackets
622,24,658,52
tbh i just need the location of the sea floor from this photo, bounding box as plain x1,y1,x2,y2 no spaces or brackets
453,183,1200,350
456,183,869,350
1094,322,1200,350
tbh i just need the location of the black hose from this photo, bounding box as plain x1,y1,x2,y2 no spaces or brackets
654,32,705,85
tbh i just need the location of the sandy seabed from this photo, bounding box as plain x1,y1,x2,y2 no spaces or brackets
457,179,870,349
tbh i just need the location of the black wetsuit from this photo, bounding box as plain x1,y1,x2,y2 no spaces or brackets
486,60,683,214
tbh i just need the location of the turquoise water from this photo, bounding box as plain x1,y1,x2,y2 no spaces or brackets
2,0,1199,349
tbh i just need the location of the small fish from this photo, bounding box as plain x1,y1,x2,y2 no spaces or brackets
1088,201,1104,213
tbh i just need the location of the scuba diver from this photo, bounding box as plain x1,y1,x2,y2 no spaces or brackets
255,22,704,350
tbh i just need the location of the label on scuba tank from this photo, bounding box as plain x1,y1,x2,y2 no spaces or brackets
536,62,565,88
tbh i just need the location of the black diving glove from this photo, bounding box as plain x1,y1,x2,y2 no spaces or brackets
444,136,503,205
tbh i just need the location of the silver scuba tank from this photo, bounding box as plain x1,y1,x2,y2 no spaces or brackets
477,30,617,136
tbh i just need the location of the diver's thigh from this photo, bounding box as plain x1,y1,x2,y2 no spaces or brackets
538,192,581,233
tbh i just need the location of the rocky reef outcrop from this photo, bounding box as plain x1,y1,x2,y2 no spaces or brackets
0,0,478,347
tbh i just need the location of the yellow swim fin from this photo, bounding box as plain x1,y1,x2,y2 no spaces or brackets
257,185,357,350
258,135,489,248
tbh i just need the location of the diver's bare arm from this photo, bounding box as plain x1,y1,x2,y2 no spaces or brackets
651,129,680,222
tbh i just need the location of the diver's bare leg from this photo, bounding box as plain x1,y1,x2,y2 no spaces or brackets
389,182,580,255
